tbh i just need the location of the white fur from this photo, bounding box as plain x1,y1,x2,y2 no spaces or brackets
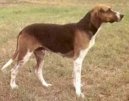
10,50,32,89
1,59,13,71
73,28,101,97
23,50,32,64
35,60,52,87
115,11,121,21
10,65,20,89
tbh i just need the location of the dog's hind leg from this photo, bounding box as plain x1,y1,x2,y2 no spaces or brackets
10,49,32,89
34,48,52,87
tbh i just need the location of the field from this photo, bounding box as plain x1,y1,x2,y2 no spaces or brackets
0,0,129,101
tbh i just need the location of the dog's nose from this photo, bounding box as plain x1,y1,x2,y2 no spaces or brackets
120,14,124,19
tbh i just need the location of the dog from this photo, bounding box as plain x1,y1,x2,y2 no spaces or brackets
1,4,124,97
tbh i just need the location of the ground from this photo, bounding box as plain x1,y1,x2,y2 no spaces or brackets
0,0,129,101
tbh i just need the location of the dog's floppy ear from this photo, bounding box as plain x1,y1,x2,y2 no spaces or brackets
90,7,102,28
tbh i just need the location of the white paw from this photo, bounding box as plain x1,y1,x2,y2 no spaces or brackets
47,83,52,87
76,91,85,98
80,93,85,98
43,83,52,87
10,83,19,89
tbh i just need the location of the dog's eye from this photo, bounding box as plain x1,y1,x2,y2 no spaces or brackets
100,9,104,12
107,8,111,12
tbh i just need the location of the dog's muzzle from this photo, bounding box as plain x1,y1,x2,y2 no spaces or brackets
120,14,124,20
116,12,124,21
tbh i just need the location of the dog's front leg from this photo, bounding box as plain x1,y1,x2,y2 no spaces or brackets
73,59,84,98
73,50,88,98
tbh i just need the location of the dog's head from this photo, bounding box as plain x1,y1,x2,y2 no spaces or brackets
90,4,124,24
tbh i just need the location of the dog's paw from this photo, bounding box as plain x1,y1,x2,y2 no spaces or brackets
80,93,85,98
76,92,85,98
10,83,19,89
46,83,52,87
43,83,52,87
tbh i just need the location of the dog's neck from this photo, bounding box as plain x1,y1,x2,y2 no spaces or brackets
77,11,102,36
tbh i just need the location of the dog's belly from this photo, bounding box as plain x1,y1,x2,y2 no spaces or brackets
41,40,74,55
34,32,74,55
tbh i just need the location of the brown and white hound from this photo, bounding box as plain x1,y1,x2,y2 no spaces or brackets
1,4,124,97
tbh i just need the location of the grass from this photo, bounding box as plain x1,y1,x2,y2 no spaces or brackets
0,0,129,101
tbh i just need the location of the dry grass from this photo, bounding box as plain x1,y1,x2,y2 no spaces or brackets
0,0,129,101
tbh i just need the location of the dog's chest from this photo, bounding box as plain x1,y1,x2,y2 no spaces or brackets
85,27,101,51
89,35,96,48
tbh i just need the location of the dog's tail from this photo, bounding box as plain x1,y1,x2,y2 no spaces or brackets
1,49,19,72
1,32,21,72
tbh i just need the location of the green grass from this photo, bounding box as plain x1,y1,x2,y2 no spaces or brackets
0,0,129,101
